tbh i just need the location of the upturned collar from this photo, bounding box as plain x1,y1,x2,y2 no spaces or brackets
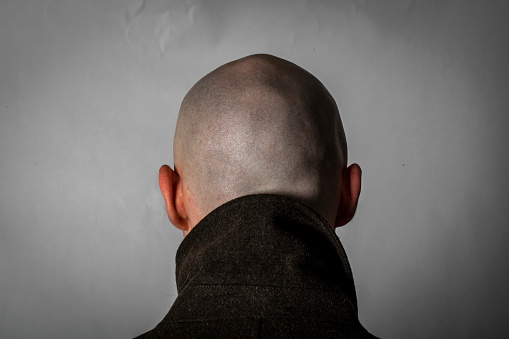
175,194,358,310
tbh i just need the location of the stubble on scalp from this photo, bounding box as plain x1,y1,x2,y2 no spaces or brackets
173,54,347,221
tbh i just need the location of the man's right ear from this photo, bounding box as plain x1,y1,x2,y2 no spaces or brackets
333,163,362,228
158,165,191,233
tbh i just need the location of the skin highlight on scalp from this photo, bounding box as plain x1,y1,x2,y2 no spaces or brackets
172,54,348,226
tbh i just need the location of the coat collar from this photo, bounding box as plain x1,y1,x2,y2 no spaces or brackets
175,194,358,310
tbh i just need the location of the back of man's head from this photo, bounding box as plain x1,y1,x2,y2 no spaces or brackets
160,54,361,235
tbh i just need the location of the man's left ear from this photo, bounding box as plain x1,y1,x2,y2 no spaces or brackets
158,164,191,233
334,163,362,228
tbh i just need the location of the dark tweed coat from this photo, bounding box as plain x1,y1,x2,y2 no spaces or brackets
136,194,376,338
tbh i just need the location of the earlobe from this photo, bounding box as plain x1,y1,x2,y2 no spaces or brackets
159,165,190,232
333,163,362,228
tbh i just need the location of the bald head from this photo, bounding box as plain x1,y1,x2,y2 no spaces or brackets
171,54,350,227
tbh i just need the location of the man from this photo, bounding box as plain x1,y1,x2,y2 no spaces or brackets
137,54,376,338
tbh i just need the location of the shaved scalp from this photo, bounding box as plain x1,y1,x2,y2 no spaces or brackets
174,54,347,221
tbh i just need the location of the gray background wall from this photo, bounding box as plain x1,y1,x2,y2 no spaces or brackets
1,0,508,338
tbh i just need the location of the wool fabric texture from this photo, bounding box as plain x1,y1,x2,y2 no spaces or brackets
136,194,376,338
